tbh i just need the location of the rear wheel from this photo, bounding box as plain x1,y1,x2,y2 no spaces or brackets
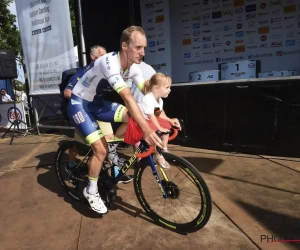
134,152,212,233
55,141,91,201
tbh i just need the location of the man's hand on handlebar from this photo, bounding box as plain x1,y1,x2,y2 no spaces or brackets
143,128,163,148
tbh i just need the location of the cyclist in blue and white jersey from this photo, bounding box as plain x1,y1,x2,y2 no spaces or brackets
68,26,163,214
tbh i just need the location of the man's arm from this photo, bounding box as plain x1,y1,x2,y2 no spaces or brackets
119,88,163,147
64,89,72,99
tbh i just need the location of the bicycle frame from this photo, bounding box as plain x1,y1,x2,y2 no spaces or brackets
112,140,169,198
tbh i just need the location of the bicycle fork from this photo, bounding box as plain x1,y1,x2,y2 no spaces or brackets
147,155,169,199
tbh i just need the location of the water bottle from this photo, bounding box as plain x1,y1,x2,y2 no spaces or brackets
114,166,119,178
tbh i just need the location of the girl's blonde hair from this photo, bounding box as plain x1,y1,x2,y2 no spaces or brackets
142,73,171,94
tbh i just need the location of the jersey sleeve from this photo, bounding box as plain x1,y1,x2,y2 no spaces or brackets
131,64,144,90
99,54,128,94
65,68,84,90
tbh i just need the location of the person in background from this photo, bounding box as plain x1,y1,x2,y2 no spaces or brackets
20,90,29,111
1,88,13,103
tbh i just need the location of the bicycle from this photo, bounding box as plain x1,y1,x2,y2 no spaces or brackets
55,128,212,233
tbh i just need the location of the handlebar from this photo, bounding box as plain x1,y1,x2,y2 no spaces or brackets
135,127,179,158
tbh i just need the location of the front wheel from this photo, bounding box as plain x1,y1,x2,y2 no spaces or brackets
134,152,212,233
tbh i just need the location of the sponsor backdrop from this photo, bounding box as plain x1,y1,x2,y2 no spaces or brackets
140,0,172,76
141,0,300,83
15,0,77,95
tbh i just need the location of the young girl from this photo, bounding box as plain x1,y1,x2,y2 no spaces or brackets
140,73,181,168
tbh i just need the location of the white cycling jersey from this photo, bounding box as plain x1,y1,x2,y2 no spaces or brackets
72,51,144,102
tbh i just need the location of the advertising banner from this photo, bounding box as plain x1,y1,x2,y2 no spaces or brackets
15,0,77,95
0,102,28,129
140,0,172,76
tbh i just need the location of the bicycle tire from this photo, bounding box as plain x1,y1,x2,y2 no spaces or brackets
134,152,212,233
55,140,91,201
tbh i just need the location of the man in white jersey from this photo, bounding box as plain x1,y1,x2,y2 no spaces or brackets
68,26,163,214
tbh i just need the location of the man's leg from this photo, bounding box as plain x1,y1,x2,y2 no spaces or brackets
83,136,108,214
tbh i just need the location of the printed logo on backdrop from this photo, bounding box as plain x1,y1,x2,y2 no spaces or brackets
284,5,296,13
236,23,242,29
234,0,244,7
147,27,155,31
223,25,232,31
202,36,212,42
223,3,232,8
285,39,295,46
192,16,201,21
260,3,267,9
7,107,22,124
259,20,269,25
155,9,163,13
246,13,256,19
145,2,154,9
286,24,294,29
271,33,283,39
193,30,201,36
235,31,244,37
286,31,294,38
271,17,281,23
235,7,244,14
147,18,153,23
259,43,268,48
246,30,256,35
156,15,164,23
270,0,282,7
149,41,156,47
156,40,165,45
284,16,296,20
236,15,242,21
213,5,221,10
182,38,192,45
246,4,256,12
193,23,200,29
235,46,245,52
222,9,233,17
258,26,270,34
202,14,210,20
260,35,267,41
226,40,232,46
272,8,280,15
271,41,283,47
212,11,222,18
213,42,222,47
184,52,191,58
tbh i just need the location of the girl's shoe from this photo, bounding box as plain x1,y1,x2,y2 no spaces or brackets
153,154,170,169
